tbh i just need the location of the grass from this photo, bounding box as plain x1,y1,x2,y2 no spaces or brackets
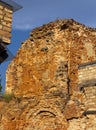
2,93,15,102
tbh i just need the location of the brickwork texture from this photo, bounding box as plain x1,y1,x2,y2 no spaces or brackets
0,19,96,130
0,2,12,44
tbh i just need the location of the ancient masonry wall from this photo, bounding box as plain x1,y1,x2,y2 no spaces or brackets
78,61,96,110
0,2,12,44
2,19,96,130
69,35,96,93
5,19,96,96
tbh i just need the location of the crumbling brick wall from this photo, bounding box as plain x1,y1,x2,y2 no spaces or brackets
0,1,12,44
5,19,96,96
78,61,96,110
68,29,96,93
1,18,96,130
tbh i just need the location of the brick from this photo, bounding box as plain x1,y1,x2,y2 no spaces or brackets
4,16,12,22
2,36,11,43
0,30,11,38
4,8,13,13
0,14,3,19
0,24,2,29
5,12,12,18
0,9,3,15
0,4,3,10
2,21,12,27
3,26,12,32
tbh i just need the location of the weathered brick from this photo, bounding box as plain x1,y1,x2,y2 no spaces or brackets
0,14,3,19
5,12,12,18
4,16,12,22
3,26,12,32
0,9,3,15
0,24,2,29
0,4,3,10
2,36,11,43
4,8,12,13
2,20,12,27
0,30,11,38
0,2,13,44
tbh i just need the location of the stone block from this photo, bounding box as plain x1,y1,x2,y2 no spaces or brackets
4,16,12,22
3,26,12,32
0,5,3,10
0,14,3,19
0,30,11,38
2,37,11,43
2,21,12,27
0,24,2,29
4,8,13,13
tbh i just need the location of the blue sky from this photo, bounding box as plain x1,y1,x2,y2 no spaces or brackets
1,0,96,91
13,0,96,29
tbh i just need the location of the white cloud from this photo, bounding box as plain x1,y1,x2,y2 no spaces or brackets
13,23,33,30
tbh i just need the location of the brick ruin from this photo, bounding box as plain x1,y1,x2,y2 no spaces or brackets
5,19,96,96
0,0,22,63
0,1,12,44
78,61,96,113
0,19,96,129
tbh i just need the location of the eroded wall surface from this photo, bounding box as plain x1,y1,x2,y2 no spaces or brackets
0,19,96,130
6,19,96,96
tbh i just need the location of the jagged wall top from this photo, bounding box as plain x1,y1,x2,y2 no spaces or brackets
30,19,96,40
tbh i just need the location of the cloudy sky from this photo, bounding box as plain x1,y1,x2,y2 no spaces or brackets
1,0,96,91
13,0,96,30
